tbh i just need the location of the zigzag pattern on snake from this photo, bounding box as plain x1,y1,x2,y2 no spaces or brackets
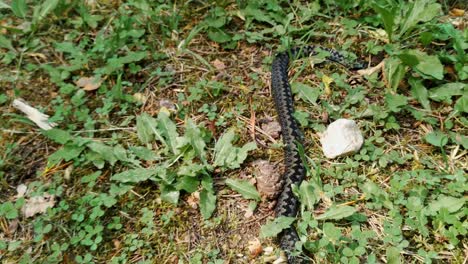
271,46,365,263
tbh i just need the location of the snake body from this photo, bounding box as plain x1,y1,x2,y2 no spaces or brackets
271,46,364,263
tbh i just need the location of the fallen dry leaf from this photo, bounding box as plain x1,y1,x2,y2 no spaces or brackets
248,239,263,258
261,120,281,139
75,76,102,91
449,8,464,17
211,59,226,71
186,192,199,209
253,160,282,200
22,193,56,218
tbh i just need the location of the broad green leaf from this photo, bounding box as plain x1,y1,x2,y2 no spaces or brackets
455,96,468,113
260,216,296,238
207,28,232,44
185,118,207,164
323,222,342,241
386,247,401,264
385,93,408,113
176,176,199,193
33,0,59,23
129,146,158,161
292,82,320,104
200,188,216,219
136,113,160,144
111,167,162,183
370,2,396,42
384,57,406,91
11,0,27,18
214,130,257,169
0,35,14,51
97,51,147,75
160,184,180,204
225,178,261,201
87,141,117,165
425,131,448,147
399,0,441,37
449,132,468,149
199,175,216,219
409,78,430,110
401,50,443,80
428,83,466,102
426,196,465,215
42,128,72,144
315,205,357,220
48,144,85,164
298,181,317,211
0,201,19,219
157,111,179,155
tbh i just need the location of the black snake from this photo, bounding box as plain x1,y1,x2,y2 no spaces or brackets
271,46,365,263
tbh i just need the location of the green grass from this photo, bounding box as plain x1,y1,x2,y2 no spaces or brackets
0,0,467,263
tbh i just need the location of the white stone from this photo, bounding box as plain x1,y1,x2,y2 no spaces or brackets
319,119,364,159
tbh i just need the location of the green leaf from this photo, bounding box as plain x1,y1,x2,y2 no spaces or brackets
97,51,147,75
33,0,59,24
87,141,117,165
370,1,396,42
0,35,14,51
426,196,465,215
42,128,72,144
298,181,317,211
11,0,27,18
0,201,18,219
213,130,256,169
455,96,468,113
225,178,261,201
185,119,207,164
157,111,179,155
292,82,320,104
260,216,296,238
323,222,342,241
386,247,401,264
129,146,158,161
399,0,441,37
384,57,406,91
176,176,199,193
425,131,448,147
401,50,443,80
136,113,159,144
160,184,180,204
111,167,162,183
207,28,232,44
316,205,357,220
409,78,430,110
428,83,466,102
385,93,408,113
199,175,216,219
48,143,85,164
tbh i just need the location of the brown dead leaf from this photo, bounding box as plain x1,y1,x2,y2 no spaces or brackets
75,76,102,91
253,160,282,200
187,192,199,209
22,193,56,218
261,120,281,139
211,59,226,71
248,239,263,258
449,8,464,17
